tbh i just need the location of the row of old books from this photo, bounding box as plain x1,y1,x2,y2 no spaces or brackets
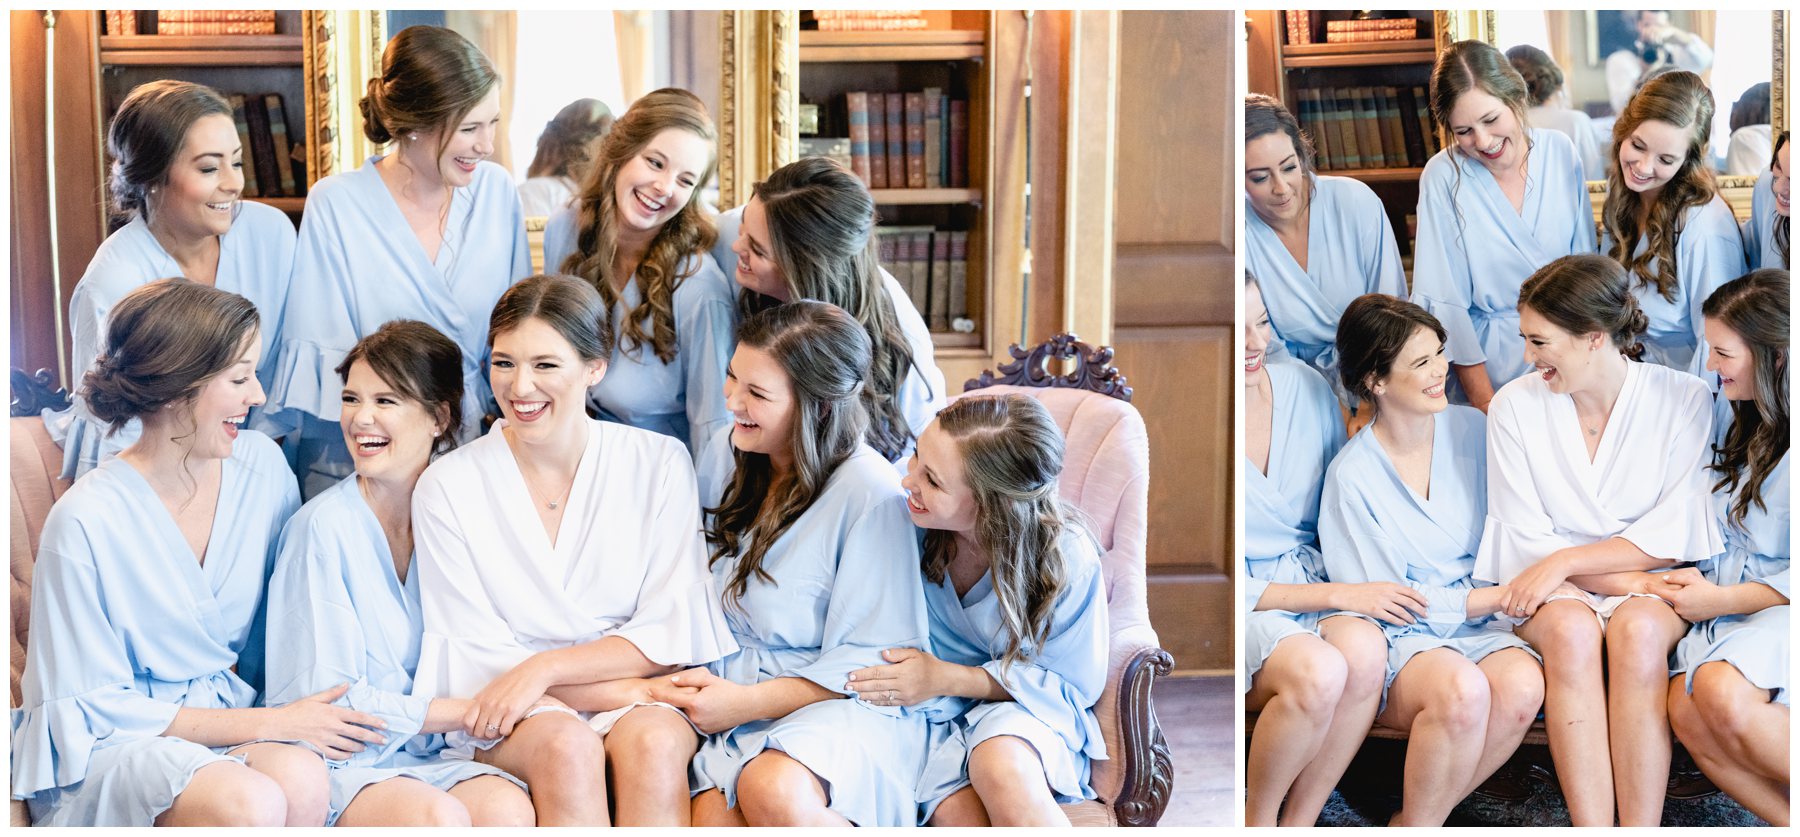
876,227,970,333
845,90,969,191
105,11,277,36
227,93,306,198
1283,12,1420,45
1293,86,1441,171
812,10,929,32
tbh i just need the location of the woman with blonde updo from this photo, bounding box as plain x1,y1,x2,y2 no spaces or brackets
1601,70,1747,377
267,24,531,499
540,88,736,455
1474,254,1720,824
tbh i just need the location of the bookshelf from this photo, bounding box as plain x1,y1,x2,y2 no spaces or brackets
797,11,995,355
1248,11,1445,261
92,11,311,224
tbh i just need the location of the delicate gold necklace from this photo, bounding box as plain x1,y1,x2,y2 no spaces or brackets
521,467,574,510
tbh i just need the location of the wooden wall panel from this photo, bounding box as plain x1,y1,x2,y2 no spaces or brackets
10,10,104,387
1110,10,1234,673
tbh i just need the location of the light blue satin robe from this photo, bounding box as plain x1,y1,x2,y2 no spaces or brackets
1243,356,1346,690
914,528,1109,821
1741,168,1788,271
712,206,947,466
1411,128,1597,402
1244,174,1407,408
263,476,522,825
690,445,931,826
541,208,738,454
45,202,296,480
1600,196,1746,379
10,432,299,825
1672,403,1790,705
1319,405,1535,691
265,157,530,498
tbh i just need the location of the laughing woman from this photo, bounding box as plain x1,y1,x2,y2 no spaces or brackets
1243,94,1407,410
409,275,737,826
49,80,295,480
1411,41,1596,410
1242,272,1410,827
540,88,737,455
263,321,533,827
1318,295,1541,826
11,281,361,826
1601,70,1747,377
1665,269,1790,826
1742,132,1789,271
866,394,1108,826
669,301,931,827
267,25,530,498
1475,254,1720,825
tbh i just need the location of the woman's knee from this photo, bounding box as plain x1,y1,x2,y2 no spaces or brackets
163,762,287,827
1323,617,1389,699
928,786,991,827
240,743,329,826
968,736,1047,788
515,713,606,775
458,776,537,827
1430,664,1492,733
607,707,699,769
397,785,473,827
738,751,827,822
1487,655,1546,728
1271,639,1348,716
1691,662,1760,743
1525,602,1604,667
1605,603,1681,677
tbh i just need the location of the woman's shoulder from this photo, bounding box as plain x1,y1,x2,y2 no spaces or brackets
416,424,505,491
280,474,365,545
596,418,692,469
1314,173,1383,209
233,429,292,484
1528,126,1579,162
1680,194,1741,237
672,251,735,305
470,159,520,192
1269,354,1335,407
822,444,906,510
231,199,298,242
1633,359,1710,401
1488,369,1548,418
1418,146,1464,188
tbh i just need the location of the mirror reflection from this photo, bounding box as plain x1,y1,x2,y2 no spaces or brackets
1494,10,1774,177
385,10,722,214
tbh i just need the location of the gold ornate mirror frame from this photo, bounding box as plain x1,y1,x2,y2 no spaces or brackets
1458,10,1787,220
717,11,799,208
301,10,387,187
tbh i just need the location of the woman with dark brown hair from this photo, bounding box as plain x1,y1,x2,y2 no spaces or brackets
410,275,735,826
12,280,367,826
1601,70,1747,377
1474,253,1720,825
49,79,296,480
1506,44,1604,178
1411,40,1596,413
1242,93,1408,413
540,88,736,456
267,24,531,500
1666,269,1789,826
518,97,614,216
1744,131,1790,271
709,157,945,468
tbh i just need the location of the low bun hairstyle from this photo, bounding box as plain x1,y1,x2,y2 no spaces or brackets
1335,294,1449,414
360,25,498,148
1505,44,1564,107
82,278,260,433
107,80,233,225
1517,254,1650,361
334,320,466,458
1245,93,1316,175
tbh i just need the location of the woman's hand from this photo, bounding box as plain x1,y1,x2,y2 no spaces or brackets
1465,584,1510,620
1500,553,1572,619
1652,568,1733,622
467,657,553,739
648,668,756,735
270,683,387,760
846,647,952,706
1331,582,1428,626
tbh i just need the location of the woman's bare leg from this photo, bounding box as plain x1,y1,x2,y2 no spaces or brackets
1606,596,1688,826
448,774,537,826
1378,649,1489,825
691,788,748,827
334,777,470,826
474,711,608,825
1244,633,1347,826
604,705,700,826
1515,599,1612,826
735,750,852,826
1280,615,1387,826
1458,648,1544,798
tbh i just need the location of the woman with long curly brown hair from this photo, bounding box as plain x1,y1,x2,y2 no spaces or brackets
1601,70,1747,376
1665,268,1790,826
541,88,736,456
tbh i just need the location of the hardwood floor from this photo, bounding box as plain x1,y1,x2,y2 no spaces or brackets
1156,674,1234,827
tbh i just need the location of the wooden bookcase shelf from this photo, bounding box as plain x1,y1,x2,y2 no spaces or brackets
799,12,995,345
93,12,311,219
869,187,982,206
1279,38,1435,67
799,30,987,63
1333,166,1426,183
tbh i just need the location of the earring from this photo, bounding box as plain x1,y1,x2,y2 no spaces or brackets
432,429,441,438
409,132,419,142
